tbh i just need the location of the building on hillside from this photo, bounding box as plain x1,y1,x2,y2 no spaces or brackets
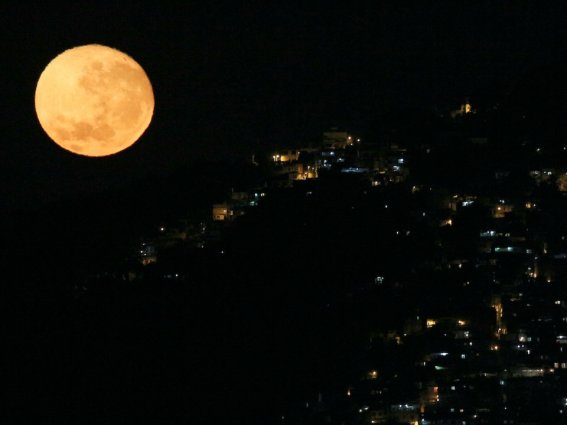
212,203,235,221
271,150,301,163
322,128,358,148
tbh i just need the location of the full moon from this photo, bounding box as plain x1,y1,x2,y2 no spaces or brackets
35,44,154,157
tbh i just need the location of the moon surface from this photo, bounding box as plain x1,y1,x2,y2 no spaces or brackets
35,44,154,157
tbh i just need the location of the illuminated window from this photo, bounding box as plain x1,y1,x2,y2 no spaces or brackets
426,319,437,328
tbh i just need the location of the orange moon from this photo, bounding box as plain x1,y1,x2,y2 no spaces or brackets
35,44,154,157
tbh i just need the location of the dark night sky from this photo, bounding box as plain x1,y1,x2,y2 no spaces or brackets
2,2,567,210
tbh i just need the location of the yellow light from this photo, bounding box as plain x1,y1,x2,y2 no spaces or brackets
427,319,437,328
